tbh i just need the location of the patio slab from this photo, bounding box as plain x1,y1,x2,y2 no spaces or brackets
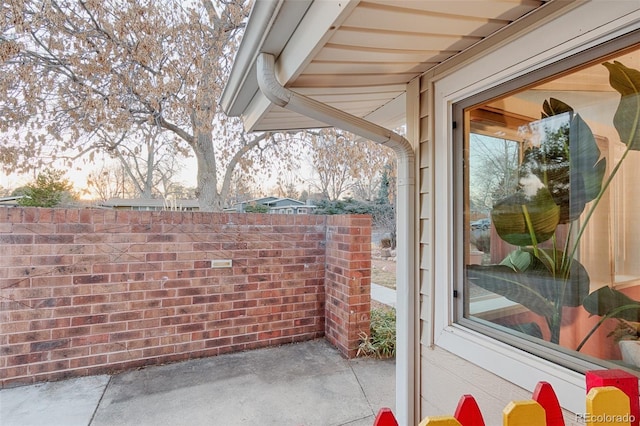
0,339,395,426
0,375,110,426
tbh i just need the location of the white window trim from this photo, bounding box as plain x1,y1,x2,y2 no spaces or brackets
429,3,640,414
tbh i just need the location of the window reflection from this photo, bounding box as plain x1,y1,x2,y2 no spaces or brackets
463,47,640,369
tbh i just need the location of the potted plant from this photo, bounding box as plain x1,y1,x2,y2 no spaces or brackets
608,319,640,367
467,61,640,347
608,319,640,343
577,286,640,365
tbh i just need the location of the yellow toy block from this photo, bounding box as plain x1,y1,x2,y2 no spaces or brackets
418,416,463,426
503,400,546,426
585,386,632,426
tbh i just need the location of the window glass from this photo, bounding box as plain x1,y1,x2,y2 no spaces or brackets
462,45,640,370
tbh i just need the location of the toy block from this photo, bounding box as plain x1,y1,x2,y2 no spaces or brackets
418,416,463,426
373,408,398,426
533,381,565,426
585,386,631,426
586,369,638,426
503,400,545,426
454,394,486,426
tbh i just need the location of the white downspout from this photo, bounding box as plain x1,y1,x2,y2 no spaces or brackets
257,53,417,426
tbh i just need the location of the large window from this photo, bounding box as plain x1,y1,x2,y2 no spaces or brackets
458,43,640,372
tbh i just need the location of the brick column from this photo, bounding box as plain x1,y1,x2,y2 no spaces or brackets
324,215,371,358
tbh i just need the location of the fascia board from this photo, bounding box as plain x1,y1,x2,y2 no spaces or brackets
220,0,284,115
221,0,313,116
274,0,361,84
230,0,361,127
242,88,275,132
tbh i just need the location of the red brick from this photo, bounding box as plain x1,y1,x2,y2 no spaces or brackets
71,315,108,326
110,331,144,342
73,275,108,285
70,333,108,347
0,208,371,385
160,315,190,326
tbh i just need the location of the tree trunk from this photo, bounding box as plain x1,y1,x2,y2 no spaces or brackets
194,130,223,212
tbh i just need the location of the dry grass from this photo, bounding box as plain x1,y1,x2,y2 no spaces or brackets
371,267,396,289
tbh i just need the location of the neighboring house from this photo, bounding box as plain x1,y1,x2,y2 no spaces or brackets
225,197,316,214
221,2,640,425
98,198,200,211
0,195,25,207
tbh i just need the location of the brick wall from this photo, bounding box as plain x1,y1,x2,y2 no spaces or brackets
0,208,370,387
325,216,372,357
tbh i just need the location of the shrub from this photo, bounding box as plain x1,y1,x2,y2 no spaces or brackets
380,237,392,249
471,232,491,253
357,307,396,358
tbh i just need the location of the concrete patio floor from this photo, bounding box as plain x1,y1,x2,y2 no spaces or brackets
0,339,395,426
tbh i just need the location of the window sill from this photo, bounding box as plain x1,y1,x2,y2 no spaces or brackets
469,296,527,322
435,323,586,414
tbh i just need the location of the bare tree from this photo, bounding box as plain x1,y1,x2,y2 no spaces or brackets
305,129,394,201
223,169,256,207
275,171,300,199
468,134,520,214
306,129,359,201
0,184,13,197
351,141,394,201
86,164,136,201
0,0,293,211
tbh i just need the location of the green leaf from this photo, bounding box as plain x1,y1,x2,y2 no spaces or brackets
542,98,573,118
500,248,534,271
491,186,560,246
468,250,589,317
582,286,640,322
467,264,556,319
527,104,606,223
568,113,607,221
603,61,640,150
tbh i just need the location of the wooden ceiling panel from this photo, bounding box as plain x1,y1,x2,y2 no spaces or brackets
251,0,546,131
292,73,418,88
364,0,542,21
329,27,481,52
313,45,454,64
343,4,511,37
304,60,443,76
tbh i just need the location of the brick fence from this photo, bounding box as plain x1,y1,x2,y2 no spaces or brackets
0,208,371,388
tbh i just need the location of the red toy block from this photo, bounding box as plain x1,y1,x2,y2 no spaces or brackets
454,394,485,426
532,381,565,426
586,369,639,426
373,407,398,426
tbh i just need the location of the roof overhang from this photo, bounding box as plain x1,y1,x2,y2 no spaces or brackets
220,0,558,133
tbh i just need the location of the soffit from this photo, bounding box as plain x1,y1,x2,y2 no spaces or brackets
224,0,548,133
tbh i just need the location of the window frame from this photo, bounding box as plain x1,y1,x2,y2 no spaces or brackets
431,20,640,413
455,32,640,370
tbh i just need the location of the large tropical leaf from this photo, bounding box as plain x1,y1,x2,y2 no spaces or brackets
568,113,607,221
491,185,560,246
467,264,556,319
583,286,640,322
530,101,606,222
467,251,589,318
604,61,640,150
542,98,573,118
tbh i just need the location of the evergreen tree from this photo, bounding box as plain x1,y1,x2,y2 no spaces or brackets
16,169,77,207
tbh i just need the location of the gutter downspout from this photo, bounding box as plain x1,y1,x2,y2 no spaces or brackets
257,53,416,426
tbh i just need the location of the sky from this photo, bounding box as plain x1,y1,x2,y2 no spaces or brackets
0,155,200,199
0,151,308,200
